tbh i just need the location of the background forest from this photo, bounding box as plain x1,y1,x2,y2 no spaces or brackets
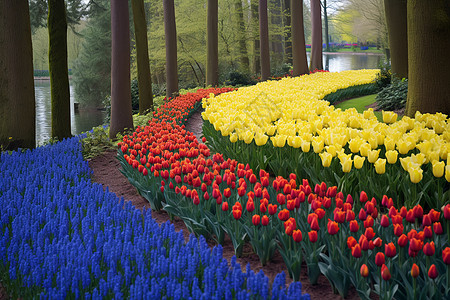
30,0,388,108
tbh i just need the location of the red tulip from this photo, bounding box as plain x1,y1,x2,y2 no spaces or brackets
385,242,397,258
422,214,432,227
423,241,435,256
411,263,419,278
360,191,368,203
252,214,261,226
315,208,325,220
398,234,408,247
409,238,423,252
308,230,318,243
346,210,356,222
406,209,415,223
413,204,423,219
360,264,369,277
380,215,390,227
246,199,255,212
428,264,438,279
433,222,443,235
373,237,382,248
327,219,339,235
358,208,367,221
292,229,302,242
381,264,391,281
268,204,278,215
428,209,440,222
310,217,320,231
393,224,403,237
232,209,242,220
193,195,200,205
349,220,359,232
261,176,269,187
347,236,357,249
443,247,450,264
423,226,433,239
444,204,450,220
278,209,290,221
360,236,369,251
222,201,229,211
352,244,362,258
364,227,375,240
375,252,385,267
260,203,267,213
334,209,346,223
261,215,269,226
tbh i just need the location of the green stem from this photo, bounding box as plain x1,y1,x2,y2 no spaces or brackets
413,277,416,300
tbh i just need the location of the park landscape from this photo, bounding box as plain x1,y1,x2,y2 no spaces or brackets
1,0,450,299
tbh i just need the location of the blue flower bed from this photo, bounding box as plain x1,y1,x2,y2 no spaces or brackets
0,137,310,299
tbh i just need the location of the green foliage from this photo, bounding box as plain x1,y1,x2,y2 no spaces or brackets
223,70,256,87
72,0,111,107
322,83,379,105
375,78,408,111
81,126,115,160
374,62,392,90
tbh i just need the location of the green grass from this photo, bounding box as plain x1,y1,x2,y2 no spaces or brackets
334,94,383,121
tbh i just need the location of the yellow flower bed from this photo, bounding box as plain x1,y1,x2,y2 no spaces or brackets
202,70,450,183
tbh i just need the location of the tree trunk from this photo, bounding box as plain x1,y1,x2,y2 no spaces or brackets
310,0,323,71
270,0,284,68
132,0,153,113
323,0,330,52
405,0,450,117
251,0,261,75
291,0,309,76
235,0,250,73
0,0,36,150
259,0,271,80
109,0,133,139
206,0,219,86
163,0,179,99
284,0,292,65
384,0,408,79
48,0,71,140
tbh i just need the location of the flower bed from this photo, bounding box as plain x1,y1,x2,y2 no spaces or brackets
119,84,450,299
0,114,309,297
202,70,450,210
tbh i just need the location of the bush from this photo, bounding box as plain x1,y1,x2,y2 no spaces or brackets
375,78,408,111
223,70,256,87
374,62,392,90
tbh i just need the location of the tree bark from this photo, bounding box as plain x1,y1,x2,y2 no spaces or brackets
235,0,250,73
384,0,408,79
251,0,261,75
323,0,330,52
163,0,179,99
259,0,271,80
206,0,219,86
48,0,71,140
132,0,154,113
405,0,450,117
291,0,309,76
270,0,284,67
310,0,323,71
109,0,133,139
284,0,292,65
0,0,36,149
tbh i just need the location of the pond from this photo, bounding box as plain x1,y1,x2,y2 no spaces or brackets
34,53,384,145
35,80,106,146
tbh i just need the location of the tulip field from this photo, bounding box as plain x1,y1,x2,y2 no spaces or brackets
118,71,450,299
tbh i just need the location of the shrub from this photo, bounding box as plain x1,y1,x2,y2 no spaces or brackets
375,78,408,111
374,62,392,90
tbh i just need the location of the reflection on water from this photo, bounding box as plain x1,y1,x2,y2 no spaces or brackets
34,81,106,145
307,53,384,72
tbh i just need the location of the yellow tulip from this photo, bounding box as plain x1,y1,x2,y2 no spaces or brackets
242,131,254,144
340,157,353,173
354,155,365,169
374,158,386,174
230,133,238,143
349,138,364,154
359,143,371,157
385,150,398,164
408,166,423,183
288,136,302,148
446,165,450,182
301,140,311,153
265,125,277,136
382,111,398,124
319,152,333,167
326,145,338,157
254,132,268,146
432,160,445,178
363,108,375,119
397,139,413,155
271,135,286,147
312,137,324,153
367,149,381,164
384,137,396,151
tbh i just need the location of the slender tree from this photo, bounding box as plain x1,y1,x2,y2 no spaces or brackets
310,0,323,71
259,0,271,80
251,0,261,75
384,0,408,79
284,0,292,65
405,0,450,117
0,0,36,150
132,0,153,113
163,0,179,99
291,0,309,76
235,0,250,73
109,0,133,138
48,0,71,139
206,0,219,86
322,0,330,52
